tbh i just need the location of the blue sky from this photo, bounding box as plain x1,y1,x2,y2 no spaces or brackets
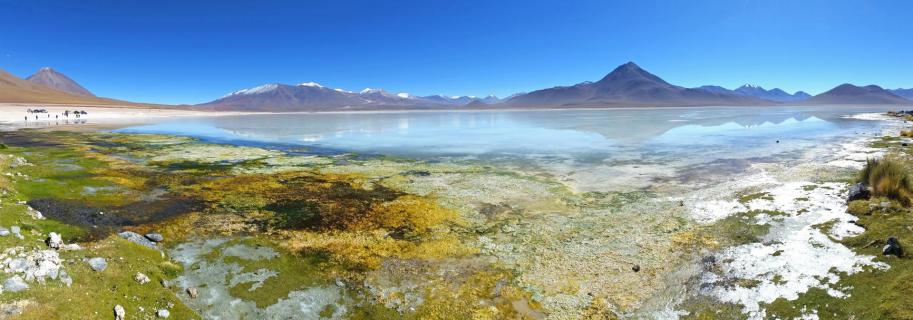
1,0,911,104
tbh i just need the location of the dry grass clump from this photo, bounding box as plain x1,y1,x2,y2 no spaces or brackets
901,130,913,138
859,158,913,205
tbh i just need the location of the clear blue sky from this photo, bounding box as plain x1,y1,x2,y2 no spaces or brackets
1,0,911,104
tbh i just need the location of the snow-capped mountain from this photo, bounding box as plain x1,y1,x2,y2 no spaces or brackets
695,84,810,102
200,82,500,111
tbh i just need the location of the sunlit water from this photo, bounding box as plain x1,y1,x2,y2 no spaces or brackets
117,106,895,191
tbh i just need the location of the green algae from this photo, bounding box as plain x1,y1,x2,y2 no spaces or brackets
737,191,774,204
711,211,771,246
195,238,332,309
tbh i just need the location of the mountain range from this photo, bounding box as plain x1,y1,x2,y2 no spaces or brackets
504,62,774,107
696,84,810,102
0,63,911,110
198,82,507,111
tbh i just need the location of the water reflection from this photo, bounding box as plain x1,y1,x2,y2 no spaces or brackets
116,106,892,161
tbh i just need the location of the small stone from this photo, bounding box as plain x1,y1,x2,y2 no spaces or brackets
47,232,63,249
144,233,164,243
118,231,157,249
0,227,9,237
187,287,198,299
7,258,28,273
10,226,20,235
156,309,170,318
134,272,150,284
88,257,107,272
847,183,870,202
3,276,28,292
60,270,73,286
114,304,125,320
883,237,903,257
632,264,641,272
60,243,82,251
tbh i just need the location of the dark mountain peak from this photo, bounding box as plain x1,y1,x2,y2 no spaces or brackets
596,62,670,87
618,61,641,70
831,83,858,91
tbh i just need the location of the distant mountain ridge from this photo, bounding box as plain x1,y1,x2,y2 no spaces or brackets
890,88,913,100
695,84,810,102
25,67,95,97
199,82,507,111
803,84,910,105
504,62,770,107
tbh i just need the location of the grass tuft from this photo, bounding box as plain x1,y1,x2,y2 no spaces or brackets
859,158,913,205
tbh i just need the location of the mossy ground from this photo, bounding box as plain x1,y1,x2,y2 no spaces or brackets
0,129,544,319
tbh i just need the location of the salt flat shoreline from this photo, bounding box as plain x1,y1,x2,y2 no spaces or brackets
3,102,905,126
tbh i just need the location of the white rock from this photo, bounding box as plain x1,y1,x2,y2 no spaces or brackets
88,257,107,272
114,304,125,320
134,272,150,284
3,276,28,292
156,309,170,318
47,232,63,249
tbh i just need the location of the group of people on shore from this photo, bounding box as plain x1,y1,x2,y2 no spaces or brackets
24,108,89,122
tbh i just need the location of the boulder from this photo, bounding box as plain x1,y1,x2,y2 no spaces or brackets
145,233,164,243
118,231,157,249
156,309,170,318
46,232,63,249
2,276,28,292
847,183,870,202
114,304,125,320
0,227,9,237
88,257,107,272
883,237,903,257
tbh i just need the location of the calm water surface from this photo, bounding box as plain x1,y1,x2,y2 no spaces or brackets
117,106,893,165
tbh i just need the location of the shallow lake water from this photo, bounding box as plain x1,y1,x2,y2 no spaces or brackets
117,106,894,191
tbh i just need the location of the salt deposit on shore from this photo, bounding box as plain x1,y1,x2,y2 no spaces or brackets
0,104,213,128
